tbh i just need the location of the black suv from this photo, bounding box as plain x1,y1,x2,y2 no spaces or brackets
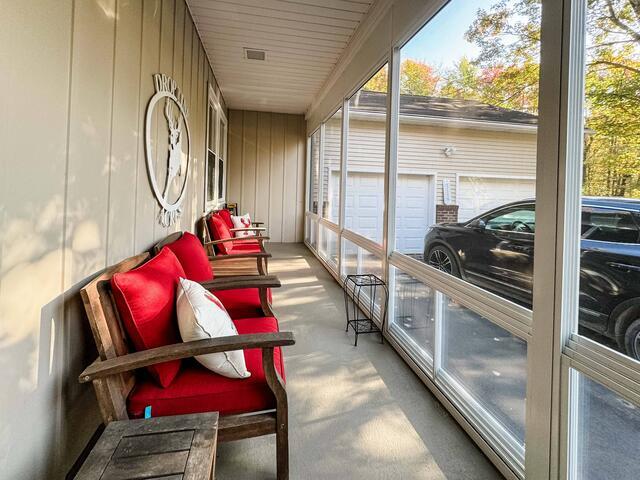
423,197,640,359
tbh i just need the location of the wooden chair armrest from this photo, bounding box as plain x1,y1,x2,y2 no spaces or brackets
230,227,266,232
232,235,270,242
79,332,295,383
204,236,269,246
208,252,272,261
200,275,281,291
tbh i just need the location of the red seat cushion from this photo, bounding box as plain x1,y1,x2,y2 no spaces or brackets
217,209,234,229
127,316,285,418
111,248,185,387
207,214,234,255
215,288,272,319
165,232,214,282
230,242,263,254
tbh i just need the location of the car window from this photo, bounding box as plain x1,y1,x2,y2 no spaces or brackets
581,207,640,243
482,206,536,233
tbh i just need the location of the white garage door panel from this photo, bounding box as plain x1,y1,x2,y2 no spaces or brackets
330,171,434,253
458,177,535,222
395,175,435,253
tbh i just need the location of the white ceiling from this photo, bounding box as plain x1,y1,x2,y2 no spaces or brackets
187,0,376,114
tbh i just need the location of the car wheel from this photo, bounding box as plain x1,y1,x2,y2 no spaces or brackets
624,317,640,360
427,245,460,277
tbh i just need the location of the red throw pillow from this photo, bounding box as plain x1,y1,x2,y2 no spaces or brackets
208,214,234,255
217,209,234,229
165,232,214,281
111,248,185,387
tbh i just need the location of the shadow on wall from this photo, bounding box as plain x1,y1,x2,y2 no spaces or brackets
0,275,103,479
0,206,104,478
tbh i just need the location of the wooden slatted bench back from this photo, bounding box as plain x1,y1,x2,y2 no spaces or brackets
199,213,215,256
80,252,150,423
152,231,182,255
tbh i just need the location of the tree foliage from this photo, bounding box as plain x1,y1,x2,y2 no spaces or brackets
360,0,640,198
465,0,640,197
400,59,440,95
363,65,388,92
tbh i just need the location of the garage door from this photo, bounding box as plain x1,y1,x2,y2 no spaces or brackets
457,176,535,222
330,171,434,252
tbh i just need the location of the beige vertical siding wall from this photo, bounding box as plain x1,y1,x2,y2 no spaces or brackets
228,110,306,242
0,1,223,477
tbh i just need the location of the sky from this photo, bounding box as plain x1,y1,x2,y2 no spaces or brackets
401,0,499,69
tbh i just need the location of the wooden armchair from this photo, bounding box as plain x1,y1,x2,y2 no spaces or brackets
199,213,271,275
215,207,266,236
78,253,294,479
155,231,270,276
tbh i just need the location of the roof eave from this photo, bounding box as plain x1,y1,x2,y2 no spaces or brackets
349,110,538,133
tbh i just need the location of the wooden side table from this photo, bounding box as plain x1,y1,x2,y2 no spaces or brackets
76,412,218,480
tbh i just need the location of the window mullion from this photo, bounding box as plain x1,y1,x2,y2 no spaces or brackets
385,46,400,266
339,98,349,277
525,0,582,478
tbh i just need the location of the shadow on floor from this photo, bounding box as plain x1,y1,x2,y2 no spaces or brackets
214,243,504,480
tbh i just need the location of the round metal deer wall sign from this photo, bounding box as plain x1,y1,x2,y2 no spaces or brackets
145,73,191,227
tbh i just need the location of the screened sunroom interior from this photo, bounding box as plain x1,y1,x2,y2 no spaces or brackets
2,0,640,479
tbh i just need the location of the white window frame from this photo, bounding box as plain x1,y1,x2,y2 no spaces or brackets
554,1,640,479
302,1,640,478
205,84,227,211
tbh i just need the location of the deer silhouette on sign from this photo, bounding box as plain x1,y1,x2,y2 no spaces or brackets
163,99,184,201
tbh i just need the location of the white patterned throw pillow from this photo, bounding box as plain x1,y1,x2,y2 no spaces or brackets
231,213,252,238
176,278,250,379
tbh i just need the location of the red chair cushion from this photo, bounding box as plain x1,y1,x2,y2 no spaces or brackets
217,209,234,229
230,242,263,254
215,288,273,319
127,316,285,418
208,214,234,255
165,232,214,282
111,248,185,388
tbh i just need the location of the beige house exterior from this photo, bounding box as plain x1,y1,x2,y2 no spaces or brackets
317,92,538,252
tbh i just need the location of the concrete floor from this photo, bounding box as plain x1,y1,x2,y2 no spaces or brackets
215,243,503,480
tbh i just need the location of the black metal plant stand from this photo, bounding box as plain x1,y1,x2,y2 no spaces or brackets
343,274,388,346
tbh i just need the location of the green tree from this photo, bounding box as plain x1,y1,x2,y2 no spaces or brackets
439,57,481,99
363,60,440,95
466,0,640,197
400,59,440,95
363,65,388,92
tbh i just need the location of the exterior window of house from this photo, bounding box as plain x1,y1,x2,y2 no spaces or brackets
342,238,382,278
318,226,338,270
217,114,227,203
345,64,388,245
342,237,384,310
391,267,436,369
205,86,227,208
567,0,640,364
301,0,640,476
563,4,640,478
321,108,342,223
440,297,527,449
392,0,540,310
386,1,541,473
570,372,640,479
205,102,217,206
309,129,321,216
